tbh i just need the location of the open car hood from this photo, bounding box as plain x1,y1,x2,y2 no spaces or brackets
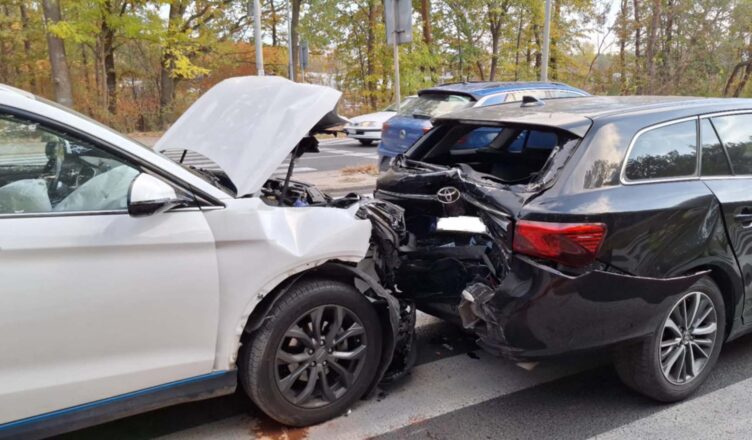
155,76,343,196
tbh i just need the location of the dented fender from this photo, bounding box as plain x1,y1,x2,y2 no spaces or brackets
460,255,709,359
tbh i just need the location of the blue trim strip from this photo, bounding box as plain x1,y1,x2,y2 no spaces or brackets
0,370,231,431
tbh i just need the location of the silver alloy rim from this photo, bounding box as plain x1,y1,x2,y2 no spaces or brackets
659,291,717,385
274,305,367,408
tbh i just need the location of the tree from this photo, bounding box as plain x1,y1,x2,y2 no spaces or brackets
41,0,73,107
486,0,512,81
419,0,432,45
290,0,302,81
158,0,249,123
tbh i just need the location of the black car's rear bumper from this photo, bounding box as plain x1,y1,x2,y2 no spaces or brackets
459,255,707,360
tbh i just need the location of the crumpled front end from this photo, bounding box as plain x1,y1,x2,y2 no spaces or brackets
354,199,418,382
376,158,710,360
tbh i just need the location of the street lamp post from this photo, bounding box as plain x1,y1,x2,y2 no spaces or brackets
392,0,401,106
541,0,552,81
287,0,294,81
251,0,264,76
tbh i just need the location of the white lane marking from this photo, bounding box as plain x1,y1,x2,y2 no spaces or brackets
161,151,320,175
272,167,316,174
591,376,752,440
0,153,48,165
0,158,47,165
320,138,356,145
306,353,596,440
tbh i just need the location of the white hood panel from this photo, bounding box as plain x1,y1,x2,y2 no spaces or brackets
155,76,341,196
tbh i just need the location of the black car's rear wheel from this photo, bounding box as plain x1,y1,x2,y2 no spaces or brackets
239,279,382,426
614,276,725,402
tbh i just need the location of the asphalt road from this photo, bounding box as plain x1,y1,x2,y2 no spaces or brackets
160,137,379,177
63,309,752,440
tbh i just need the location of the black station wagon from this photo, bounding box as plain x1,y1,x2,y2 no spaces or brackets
375,95,752,401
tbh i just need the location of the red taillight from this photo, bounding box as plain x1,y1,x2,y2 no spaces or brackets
513,221,606,267
383,123,390,132
423,126,432,133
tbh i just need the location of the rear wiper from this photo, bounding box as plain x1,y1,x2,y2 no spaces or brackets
412,113,432,120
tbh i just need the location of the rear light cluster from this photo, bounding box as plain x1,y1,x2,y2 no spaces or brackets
512,220,607,267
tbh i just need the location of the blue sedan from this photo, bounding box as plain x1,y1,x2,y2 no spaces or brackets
378,81,589,169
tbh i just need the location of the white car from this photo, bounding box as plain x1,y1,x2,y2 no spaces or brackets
343,97,416,146
0,77,413,437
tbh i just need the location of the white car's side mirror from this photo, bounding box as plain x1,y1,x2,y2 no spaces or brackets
127,173,183,217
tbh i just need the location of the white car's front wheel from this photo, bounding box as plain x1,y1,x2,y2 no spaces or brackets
239,278,382,426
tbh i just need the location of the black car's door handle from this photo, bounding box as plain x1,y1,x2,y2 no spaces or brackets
734,213,752,224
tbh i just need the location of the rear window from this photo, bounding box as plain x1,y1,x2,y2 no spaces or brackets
398,93,473,119
451,128,557,152
624,120,698,182
408,123,578,187
710,114,752,174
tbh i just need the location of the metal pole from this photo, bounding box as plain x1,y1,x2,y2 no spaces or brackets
287,0,294,81
252,0,264,76
541,0,552,82
392,0,401,106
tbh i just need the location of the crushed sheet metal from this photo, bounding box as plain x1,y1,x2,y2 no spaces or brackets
460,254,710,358
201,197,372,370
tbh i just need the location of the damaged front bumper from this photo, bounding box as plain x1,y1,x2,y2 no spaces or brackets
459,255,708,360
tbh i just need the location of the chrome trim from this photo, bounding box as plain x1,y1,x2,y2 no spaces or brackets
700,175,752,181
619,116,700,186
0,210,127,219
0,206,206,219
699,110,752,119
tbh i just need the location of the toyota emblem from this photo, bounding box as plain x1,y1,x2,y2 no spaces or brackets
436,186,461,204
399,129,407,139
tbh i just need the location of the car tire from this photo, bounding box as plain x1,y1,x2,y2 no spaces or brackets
239,278,382,426
614,276,725,402
358,139,374,146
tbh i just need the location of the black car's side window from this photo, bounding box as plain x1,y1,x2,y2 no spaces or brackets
624,120,698,182
700,119,732,176
710,114,752,175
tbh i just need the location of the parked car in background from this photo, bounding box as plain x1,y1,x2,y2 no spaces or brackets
376,95,752,402
344,96,416,146
377,81,589,169
0,77,413,437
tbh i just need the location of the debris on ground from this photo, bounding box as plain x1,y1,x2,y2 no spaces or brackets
341,163,379,176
